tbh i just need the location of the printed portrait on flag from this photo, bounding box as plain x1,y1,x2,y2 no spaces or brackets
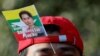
2,5,47,40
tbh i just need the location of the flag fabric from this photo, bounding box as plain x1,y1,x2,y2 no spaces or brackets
2,5,47,41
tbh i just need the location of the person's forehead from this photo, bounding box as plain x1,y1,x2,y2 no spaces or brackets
26,43,81,56
28,43,76,50
21,14,29,17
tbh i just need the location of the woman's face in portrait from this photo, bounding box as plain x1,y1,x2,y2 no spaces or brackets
21,14,34,27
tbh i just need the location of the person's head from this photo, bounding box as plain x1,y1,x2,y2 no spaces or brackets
19,16,83,56
19,11,34,27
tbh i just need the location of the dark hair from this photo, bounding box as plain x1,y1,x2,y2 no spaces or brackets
44,24,60,34
19,11,33,19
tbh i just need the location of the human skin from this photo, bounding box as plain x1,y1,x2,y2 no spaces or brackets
26,43,80,56
21,14,34,28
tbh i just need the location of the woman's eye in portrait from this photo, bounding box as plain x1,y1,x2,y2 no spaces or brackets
27,17,31,19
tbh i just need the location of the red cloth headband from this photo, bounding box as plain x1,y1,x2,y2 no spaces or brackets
18,34,75,53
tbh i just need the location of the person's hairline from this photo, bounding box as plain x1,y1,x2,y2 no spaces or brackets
20,43,82,56
19,10,33,20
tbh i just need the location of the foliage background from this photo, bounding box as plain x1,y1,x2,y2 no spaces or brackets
0,0,100,56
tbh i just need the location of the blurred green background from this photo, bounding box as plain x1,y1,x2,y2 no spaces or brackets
0,0,100,56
